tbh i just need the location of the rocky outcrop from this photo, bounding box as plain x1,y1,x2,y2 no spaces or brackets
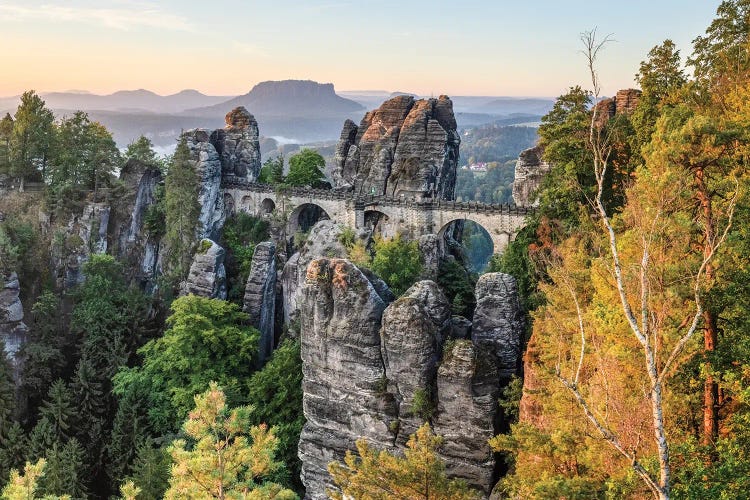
0,273,28,385
512,145,551,207
331,95,460,200
55,202,111,289
299,267,525,498
594,88,642,127
111,158,163,291
380,281,450,444
472,273,524,379
183,129,225,241
243,241,276,364
210,107,261,182
418,233,441,280
298,258,394,499
281,220,351,326
433,339,499,494
180,239,227,300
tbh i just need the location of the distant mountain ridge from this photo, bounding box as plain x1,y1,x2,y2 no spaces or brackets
187,80,364,117
0,89,233,114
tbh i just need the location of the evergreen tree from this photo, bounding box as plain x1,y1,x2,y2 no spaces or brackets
127,442,171,500
37,380,75,444
107,385,154,485
163,137,200,280
258,154,285,185
0,423,27,487
369,234,423,296
164,382,296,499
0,340,15,439
39,439,87,499
1,459,70,500
27,418,56,462
124,135,160,167
113,295,259,433
0,112,13,172
8,91,55,190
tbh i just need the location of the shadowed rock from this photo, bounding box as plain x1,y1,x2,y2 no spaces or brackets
181,239,227,300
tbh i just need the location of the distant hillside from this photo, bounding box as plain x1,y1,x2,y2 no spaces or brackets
478,97,554,116
188,80,364,117
0,89,233,114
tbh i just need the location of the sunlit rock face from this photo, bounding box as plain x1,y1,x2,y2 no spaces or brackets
512,145,551,207
298,264,525,499
210,106,262,182
332,95,460,200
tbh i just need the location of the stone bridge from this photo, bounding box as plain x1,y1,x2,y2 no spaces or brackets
222,177,535,254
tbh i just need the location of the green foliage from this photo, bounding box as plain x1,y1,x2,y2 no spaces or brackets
124,136,161,169
370,234,423,296
164,382,297,499
337,226,356,250
113,295,259,433
328,423,480,500
221,212,270,303
0,113,13,173
436,259,476,318
690,0,750,85
285,148,325,187
126,442,171,500
498,375,523,424
0,219,38,280
142,184,165,239
1,459,71,500
37,380,75,444
258,154,285,185
410,388,435,422
0,423,28,486
246,340,304,492
39,439,87,499
455,161,516,204
8,91,54,186
48,111,120,195
459,124,538,165
163,137,199,281
0,340,15,441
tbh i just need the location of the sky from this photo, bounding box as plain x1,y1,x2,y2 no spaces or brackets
0,0,724,98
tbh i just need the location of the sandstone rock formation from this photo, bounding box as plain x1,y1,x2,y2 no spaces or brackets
183,129,225,241
331,95,460,200
380,281,450,444
243,241,277,364
298,268,525,498
56,202,111,289
181,239,227,300
0,273,28,384
111,158,163,291
418,233,442,280
298,258,394,499
281,220,351,325
433,339,499,494
594,88,642,127
210,107,261,182
512,145,551,207
473,273,524,379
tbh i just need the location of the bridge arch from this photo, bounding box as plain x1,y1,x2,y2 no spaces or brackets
260,198,276,214
239,194,254,213
224,193,236,215
289,203,330,234
437,217,511,268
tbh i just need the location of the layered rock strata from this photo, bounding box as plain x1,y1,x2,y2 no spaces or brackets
183,129,225,241
243,241,277,364
331,95,460,200
181,239,227,300
0,273,28,384
210,106,262,182
512,145,551,207
299,268,524,498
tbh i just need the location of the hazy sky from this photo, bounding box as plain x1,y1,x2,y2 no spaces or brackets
0,0,723,98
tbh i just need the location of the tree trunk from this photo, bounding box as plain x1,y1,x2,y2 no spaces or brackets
694,166,718,446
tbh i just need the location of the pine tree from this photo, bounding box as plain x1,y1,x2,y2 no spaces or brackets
0,341,16,439
127,442,171,500
39,439,86,499
163,137,200,280
8,91,54,190
328,423,480,500
107,385,153,485
164,382,296,499
37,380,75,444
27,418,56,462
0,422,28,486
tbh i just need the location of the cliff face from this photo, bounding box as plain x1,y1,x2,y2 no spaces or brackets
210,106,262,182
0,273,28,385
512,145,551,207
331,95,460,200
298,265,524,498
243,241,277,365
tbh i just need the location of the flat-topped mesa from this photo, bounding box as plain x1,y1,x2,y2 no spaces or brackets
332,95,460,200
210,106,262,182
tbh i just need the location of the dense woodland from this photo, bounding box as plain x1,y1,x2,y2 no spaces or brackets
0,2,749,499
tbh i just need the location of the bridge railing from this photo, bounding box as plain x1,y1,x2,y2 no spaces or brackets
222,176,536,216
